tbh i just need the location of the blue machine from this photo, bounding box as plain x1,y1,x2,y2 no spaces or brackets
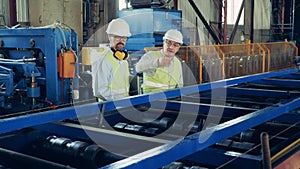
0,27,78,113
119,8,182,51
0,67,299,168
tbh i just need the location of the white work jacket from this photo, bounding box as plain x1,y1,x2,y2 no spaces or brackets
91,47,129,101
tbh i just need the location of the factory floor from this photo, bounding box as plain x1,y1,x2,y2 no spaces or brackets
274,150,300,169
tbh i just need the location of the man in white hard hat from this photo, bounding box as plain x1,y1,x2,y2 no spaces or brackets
92,18,131,101
135,29,183,93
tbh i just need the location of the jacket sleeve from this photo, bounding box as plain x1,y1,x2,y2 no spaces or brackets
135,51,159,74
178,64,184,88
92,56,113,100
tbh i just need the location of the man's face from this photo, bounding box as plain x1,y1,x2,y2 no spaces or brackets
108,35,128,51
163,39,181,57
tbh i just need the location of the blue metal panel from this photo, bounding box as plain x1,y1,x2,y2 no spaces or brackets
126,37,155,51
119,8,155,37
119,8,182,51
152,9,182,32
119,8,181,36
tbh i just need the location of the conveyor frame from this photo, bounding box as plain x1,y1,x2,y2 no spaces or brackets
0,68,299,169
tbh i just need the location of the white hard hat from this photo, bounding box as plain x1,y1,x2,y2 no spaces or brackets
106,18,131,37
163,29,183,44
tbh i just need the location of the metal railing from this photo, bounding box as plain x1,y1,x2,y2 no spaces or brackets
145,41,298,84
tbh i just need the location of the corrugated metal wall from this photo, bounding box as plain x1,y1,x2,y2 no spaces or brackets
0,0,10,27
244,0,270,43
178,0,271,44
178,0,218,45
254,0,270,29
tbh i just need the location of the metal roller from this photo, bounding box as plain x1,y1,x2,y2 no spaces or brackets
31,135,125,169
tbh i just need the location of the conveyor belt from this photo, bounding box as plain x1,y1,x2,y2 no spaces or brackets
97,68,300,169
0,68,299,169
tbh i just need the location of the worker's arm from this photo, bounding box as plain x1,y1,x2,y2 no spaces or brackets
99,59,114,100
135,51,158,73
178,64,184,88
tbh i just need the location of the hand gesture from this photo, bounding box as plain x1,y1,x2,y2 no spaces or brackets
157,56,172,67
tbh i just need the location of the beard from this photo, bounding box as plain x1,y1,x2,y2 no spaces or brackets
114,42,125,51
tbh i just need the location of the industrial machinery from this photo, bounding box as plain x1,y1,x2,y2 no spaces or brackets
0,65,299,168
0,25,79,113
0,26,299,168
0,1,299,169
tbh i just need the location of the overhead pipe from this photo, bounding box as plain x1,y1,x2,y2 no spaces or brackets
173,0,178,10
281,0,285,35
210,0,223,41
223,0,227,44
187,0,221,44
9,0,17,26
195,17,201,45
291,0,295,40
228,0,245,44
216,0,223,41
249,0,254,42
